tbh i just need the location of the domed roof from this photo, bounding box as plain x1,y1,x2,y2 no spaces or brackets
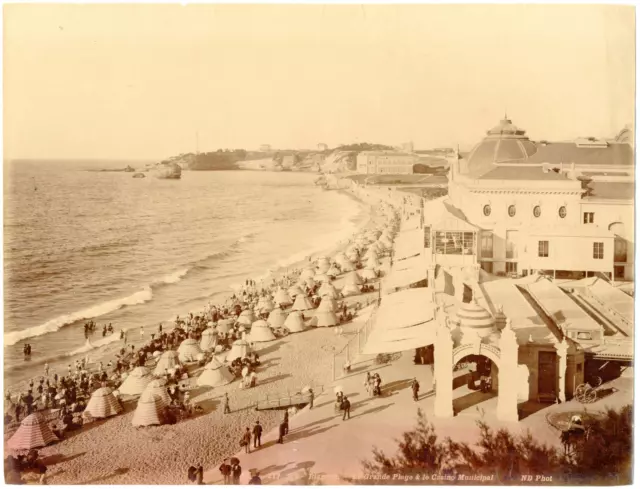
463,117,539,177
456,300,494,330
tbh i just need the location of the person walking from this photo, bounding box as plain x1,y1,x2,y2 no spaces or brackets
224,393,231,414
341,396,351,420
231,460,242,485
283,410,289,435
277,421,286,444
252,420,263,448
219,459,232,485
242,427,252,454
308,388,314,409
411,378,420,402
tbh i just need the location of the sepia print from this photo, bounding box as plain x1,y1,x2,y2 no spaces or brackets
2,3,634,486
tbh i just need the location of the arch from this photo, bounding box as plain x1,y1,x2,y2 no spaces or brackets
608,222,626,237
452,343,501,366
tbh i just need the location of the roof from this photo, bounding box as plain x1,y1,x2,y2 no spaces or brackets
583,181,635,201
359,151,416,157
525,224,614,238
526,142,633,166
475,165,569,181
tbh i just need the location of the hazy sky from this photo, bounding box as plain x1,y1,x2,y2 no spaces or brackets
4,4,635,160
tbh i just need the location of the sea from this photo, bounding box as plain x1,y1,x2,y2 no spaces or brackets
3,160,368,389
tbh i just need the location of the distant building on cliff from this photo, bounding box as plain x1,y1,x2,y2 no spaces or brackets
259,144,272,152
356,151,417,175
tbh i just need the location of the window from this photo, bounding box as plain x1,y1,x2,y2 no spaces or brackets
614,238,627,262
480,232,493,258
584,212,594,224
483,205,491,216
506,230,519,259
424,226,431,248
593,242,604,259
577,332,593,341
434,231,476,255
533,206,541,218
508,205,516,217
538,240,549,257
558,206,567,218
506,262,518,274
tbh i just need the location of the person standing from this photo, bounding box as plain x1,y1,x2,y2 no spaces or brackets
342,396,351,420
219,459,232,485
44,363,49,377
242,427,251,454
308,388,314,409
224,393,231,414
231,460,242,485
277,421,286,444
252,420,263,448
411,378,420,402
283,410,289,435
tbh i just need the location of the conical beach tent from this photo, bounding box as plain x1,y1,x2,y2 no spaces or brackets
199,328,218,351
142,378,172,405
319,282,339,299
292,294,314,312
84,387,123,419
318,297,338,312
327,265,341,277
342,282,361,296
273,288,293,307
267,308,287,329
216,319,233,335
7,413,58,450
316,260,330,274
257,296,275,313
360,267,377,280
154,350,180,376
287,285,304,298
197,358,234,387
249,320,276,342
120,366,153,396
226,339,252,362
132,390,167,427
344,271,363,285
237,309,256,326
300,267,316,281
284,311,306,333
314,273,331,284
178,338,203,363
312,310,338,327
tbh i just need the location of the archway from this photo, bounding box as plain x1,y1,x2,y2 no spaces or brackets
452,353,498,415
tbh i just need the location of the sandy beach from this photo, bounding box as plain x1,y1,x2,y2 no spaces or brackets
4,181,395,485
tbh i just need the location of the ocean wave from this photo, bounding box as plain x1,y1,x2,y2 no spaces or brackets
4,287,153,347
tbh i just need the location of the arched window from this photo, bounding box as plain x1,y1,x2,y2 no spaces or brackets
533,206,541,218
483,205,491,216
558,206,567,218
508,205,516,217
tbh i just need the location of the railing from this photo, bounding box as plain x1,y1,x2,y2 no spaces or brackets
332,303,379,380
254,384,325,411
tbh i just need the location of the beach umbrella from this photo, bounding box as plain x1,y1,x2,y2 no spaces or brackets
7,413,58,451
249,320,277,343
284,311,306,333
291,294,315,312
236,309,256,327
132,390,167,427
311,311,338,328
287,285,304,299
273,288,293,308
143,378,172,405
153,350,181,376
84,387,123,419
178,338,203,363
199,328,218,352
216,319,234,335
267,308,287,329
197,358,234,388
119,366,153,396
226,339,252,362
360,267,377,280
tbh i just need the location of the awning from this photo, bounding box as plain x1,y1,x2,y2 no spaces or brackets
375,288,434,329
383,266,428,293
393,253,427,272
363,326,436,354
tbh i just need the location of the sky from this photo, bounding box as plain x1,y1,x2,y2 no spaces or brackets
3,3,636,160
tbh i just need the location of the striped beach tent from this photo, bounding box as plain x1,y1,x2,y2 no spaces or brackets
7,413,58,450
273,288,293,307
291,294,314,312
178,338,202,363
142,378,172,405
257,296,275,313
249,320,276,343
226,339,252,362
153,350,181,376
267,308,287,329
236,309,256,327
199,328,218,352
284,310,306,333
84,387,123,419
197,358,234,388
119,366,153,396
132,390,167,427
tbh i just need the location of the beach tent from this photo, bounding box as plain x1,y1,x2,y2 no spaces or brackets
291,294,315,312
120,366,154,396
226,339,252,362
287,285,304,299
300,267,316,281
342,282,361,297
7,413,58,450
153,350,181,376
132,390,167,427
199,328,218,352
326,265,341,278
366,255,381,268
337,260,355,272
360,267,377,280
197,358,234,388
257,296,275,313
317,297,338,312
249,320,277,342
216,319,234,335
314,273,331,283
344,271,363,285
236,309,256,327
316,260,330,274
311,310,339,327
273,288,293,308
178,338,203,363
142,378,172,405
267,308,287,329
284,311,306,333
84,387,123,419
319,282,339,299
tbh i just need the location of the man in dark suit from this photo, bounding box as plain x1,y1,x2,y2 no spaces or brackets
253,420,263,448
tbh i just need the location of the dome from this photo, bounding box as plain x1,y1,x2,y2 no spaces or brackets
455,300,494,333
464,117,539,177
